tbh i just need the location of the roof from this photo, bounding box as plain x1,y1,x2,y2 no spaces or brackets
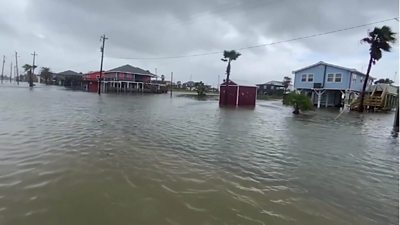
256,81,284,86
367,83,399,95
221,80,257,87
57,70,81,76
221,80,238,86
292,61,375,79
106,64,156,77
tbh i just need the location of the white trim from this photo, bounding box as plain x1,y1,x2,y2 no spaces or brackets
326,73,342,83
307,74,314,82
301,73,314,83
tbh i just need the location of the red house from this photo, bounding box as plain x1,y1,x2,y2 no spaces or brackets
219,80,257,106
82,71,102,92
83,65,156,93
103,64,156,92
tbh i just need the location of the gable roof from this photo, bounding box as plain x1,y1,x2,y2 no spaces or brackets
292,61,373,78
221,80,238,86
257,81,284,86
57,70,81,76
106,64,156,77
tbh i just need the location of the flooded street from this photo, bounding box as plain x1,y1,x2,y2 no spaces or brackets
0,84,398,225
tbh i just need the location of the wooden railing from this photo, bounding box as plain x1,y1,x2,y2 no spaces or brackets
364,96,383,107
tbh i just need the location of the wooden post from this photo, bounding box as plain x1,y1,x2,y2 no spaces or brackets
325,91,329,108
394,104,399,133
15,52,19,85
170,72,173,98
317,91,321,109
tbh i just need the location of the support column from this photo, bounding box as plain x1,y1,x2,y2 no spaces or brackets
311,91,315,105
325,91,329,108
317,91,322,109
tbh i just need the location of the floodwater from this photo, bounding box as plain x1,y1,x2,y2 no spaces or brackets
0,84,398,225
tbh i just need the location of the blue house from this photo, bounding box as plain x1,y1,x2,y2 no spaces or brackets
292,61,374,108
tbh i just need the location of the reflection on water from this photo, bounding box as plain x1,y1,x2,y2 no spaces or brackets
0,84,398,225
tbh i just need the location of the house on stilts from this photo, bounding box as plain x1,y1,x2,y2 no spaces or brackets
293,61,374,108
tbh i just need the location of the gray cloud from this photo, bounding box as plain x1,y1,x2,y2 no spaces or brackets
0,0,398,85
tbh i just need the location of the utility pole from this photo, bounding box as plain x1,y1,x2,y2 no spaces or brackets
155,68,158,80
170,72,173,98
15,52,19,85
98,34,108,95
1,56,5,84
218,74,220,91
30,51,37,87
9,61,12,83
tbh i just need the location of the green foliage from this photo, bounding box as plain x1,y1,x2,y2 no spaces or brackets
282,76,291,91
359,25,396,112
22,64,37,72
374,78,394,84
283,92,314,113
361,26,396,64
222,50,241,61
40,67,52,85
194,81,207,97
221,50,241,83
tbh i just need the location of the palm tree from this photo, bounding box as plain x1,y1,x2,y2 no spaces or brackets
23,64,37,87
221,50,241,84
40,67,52,85
221,50,241,105
358,26,396,112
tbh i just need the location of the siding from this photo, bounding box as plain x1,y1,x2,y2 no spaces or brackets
294,64,325,89
323,66,351,90
294,64,373,91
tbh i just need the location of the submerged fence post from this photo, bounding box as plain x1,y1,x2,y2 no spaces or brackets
394,104,399,133
170,72,173,98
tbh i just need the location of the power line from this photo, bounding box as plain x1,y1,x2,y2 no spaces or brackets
109,17,398,60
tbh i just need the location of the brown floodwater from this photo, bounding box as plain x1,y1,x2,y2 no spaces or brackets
0,83,398,225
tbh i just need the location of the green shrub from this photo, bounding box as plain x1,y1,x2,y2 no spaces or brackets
283,92,314,114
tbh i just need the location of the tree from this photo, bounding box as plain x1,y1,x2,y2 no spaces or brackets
374,78,394,84
40,67,52,85
358,26,396,112
23,64,37,87
221,50,241,83
282,76,291,93
194,81,207,97
283,92,314,114
221,50,241,105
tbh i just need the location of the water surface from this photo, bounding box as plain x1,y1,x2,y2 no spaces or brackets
0,84,398,225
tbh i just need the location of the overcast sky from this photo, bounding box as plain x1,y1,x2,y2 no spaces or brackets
0,0,398,86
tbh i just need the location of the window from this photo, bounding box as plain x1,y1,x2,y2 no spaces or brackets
334,74,342,82
352,74,357,82
327,73,342,82
307,74,314,82
327,74,334,82
301,74,307,82
360,77,364,83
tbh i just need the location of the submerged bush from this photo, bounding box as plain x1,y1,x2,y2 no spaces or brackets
283,92,314,114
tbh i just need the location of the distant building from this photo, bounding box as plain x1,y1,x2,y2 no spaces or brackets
103,64,156,93
82,71,102,92
293,61,374,108
256,81,285,95
53,70,83,87
182,81,195,90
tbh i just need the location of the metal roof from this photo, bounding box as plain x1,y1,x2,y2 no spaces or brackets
57,70,81,76
292,61,375,79
106,64,156,77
